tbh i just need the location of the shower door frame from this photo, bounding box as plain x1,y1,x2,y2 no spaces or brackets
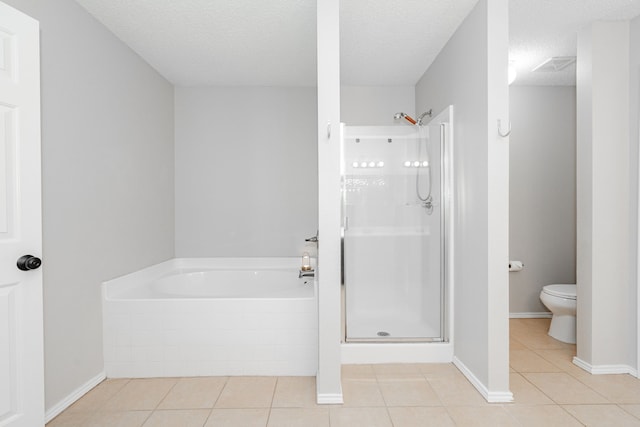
341,106,454,344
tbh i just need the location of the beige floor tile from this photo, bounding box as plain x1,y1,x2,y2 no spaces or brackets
272,377,318,408
533,348,585,375
515,331,575,351
428,376,488,406
158,377,227,409
505,405,582,426
377,374,441,406
46,411,95,427
205,408,269,427
510,338,527,350
372,363,423,375
510,318,551,334
575,374,640,404
215,376,277,408
341,364,376,380
86,411,152,427
65,379,130,413
329,407,392,427
509,373,553,404
446,405,520,426
267,408,330,427
341,378,386,407
103,379,178,411
417,363,464,380
142,409,210,427
523,373,609,404
387,406,455,427
564,404,640,426
620,405,640,419
510,349,563,373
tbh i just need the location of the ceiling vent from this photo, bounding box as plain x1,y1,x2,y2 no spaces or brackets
532,56,576,72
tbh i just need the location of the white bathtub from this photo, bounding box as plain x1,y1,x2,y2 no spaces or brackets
102,258,317,378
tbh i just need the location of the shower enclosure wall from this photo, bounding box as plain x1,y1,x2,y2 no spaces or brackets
341,108,451,347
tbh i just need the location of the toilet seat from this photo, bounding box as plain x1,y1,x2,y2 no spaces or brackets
542,284,576,300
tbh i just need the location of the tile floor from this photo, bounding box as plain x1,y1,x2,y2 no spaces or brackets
47,319,640,426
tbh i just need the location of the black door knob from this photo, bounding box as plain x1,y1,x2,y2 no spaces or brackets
17,255,42,271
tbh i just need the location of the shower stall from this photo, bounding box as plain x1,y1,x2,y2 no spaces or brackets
341,107,452,347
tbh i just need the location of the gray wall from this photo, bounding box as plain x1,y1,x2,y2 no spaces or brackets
4,0,175,412
341,86,415,126
509,86,577,315
577,21,631,368
630,12,640,374
416,0,510,395
174,86,317,257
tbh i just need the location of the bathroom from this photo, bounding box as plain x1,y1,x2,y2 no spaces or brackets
2,0,640,425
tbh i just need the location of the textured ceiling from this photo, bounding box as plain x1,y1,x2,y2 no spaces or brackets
510,0,640,85
73,0,640,87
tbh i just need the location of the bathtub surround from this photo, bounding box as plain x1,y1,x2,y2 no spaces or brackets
509,86,577,317
3,0,175,419
102,258,318,378
174,86,318,258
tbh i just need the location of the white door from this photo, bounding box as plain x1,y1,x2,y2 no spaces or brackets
0,3,44,427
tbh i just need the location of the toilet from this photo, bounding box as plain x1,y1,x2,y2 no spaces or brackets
539,284,577,344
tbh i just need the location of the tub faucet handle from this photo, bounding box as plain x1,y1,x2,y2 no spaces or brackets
305,231,318,243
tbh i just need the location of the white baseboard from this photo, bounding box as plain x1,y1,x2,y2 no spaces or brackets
452,356,513,403
509,312,552,319
573,357,638,376
317,392,344,404
453,356,513,403
45,371,106,423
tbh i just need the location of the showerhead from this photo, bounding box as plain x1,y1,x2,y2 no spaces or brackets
394,112,417,125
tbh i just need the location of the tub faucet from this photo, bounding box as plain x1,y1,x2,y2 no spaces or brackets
299,269,315,278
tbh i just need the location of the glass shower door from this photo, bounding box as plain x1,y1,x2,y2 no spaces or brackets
342,124,444,342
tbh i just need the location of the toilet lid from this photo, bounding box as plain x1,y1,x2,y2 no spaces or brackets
543,284,576,299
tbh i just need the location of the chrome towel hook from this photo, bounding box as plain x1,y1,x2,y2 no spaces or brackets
497,119,511,137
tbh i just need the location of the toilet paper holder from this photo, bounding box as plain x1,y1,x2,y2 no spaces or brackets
509,261,524,272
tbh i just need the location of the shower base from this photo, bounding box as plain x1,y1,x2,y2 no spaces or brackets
346,313,440,342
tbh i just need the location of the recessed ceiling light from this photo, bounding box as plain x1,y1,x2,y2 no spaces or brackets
532,56,576,72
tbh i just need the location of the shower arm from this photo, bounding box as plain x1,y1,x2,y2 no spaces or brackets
416,109,433,126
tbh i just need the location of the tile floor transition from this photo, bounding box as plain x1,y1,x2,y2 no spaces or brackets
47,319,640,426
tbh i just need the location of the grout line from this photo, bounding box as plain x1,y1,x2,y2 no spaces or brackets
211,376,229,409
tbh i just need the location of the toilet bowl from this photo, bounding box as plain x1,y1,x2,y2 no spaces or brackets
539,284,577,344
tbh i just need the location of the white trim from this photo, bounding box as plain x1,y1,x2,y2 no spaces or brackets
637,97,640,390
509,312,552,319
45,371,106,423
453,356,513,403
573,357,638,376
316,392,344,405
341,342,453,364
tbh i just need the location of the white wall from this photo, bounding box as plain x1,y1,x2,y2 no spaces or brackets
341,86,415,126
576,21,632,369
317,0,343,403
509,86,577,315
415,0,511,399
3,0,175,413
174,87,317,257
